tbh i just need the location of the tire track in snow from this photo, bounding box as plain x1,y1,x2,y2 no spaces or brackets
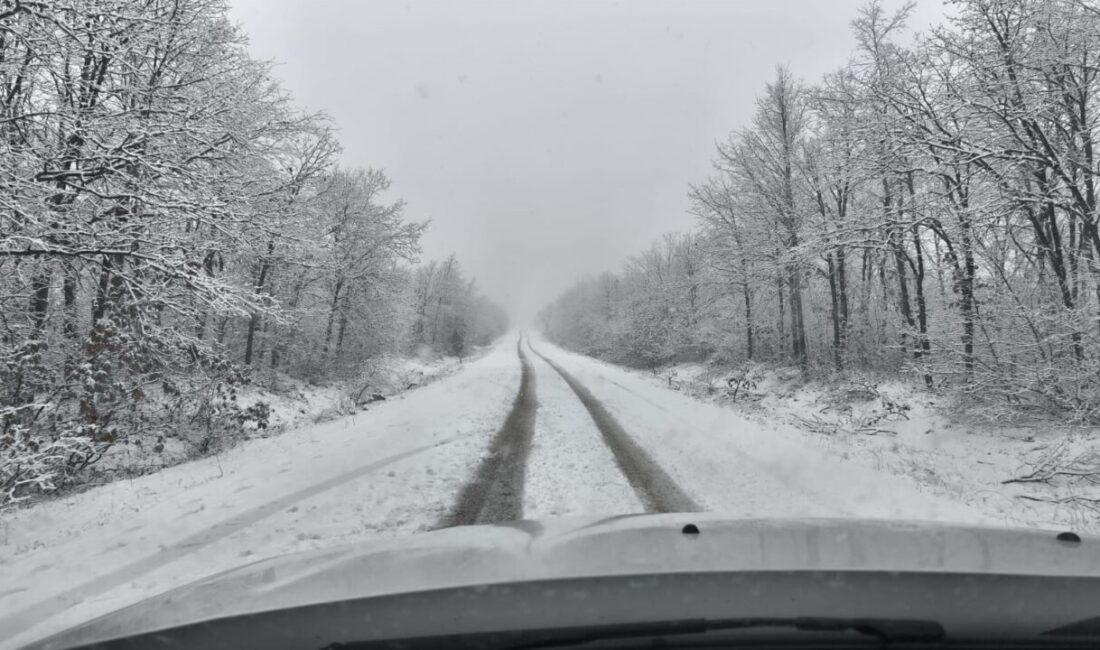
439,333,538,527
521,348,642,518
527,341,700,514
0,436,465,637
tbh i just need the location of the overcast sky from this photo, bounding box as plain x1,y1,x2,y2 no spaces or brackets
226,0,945,323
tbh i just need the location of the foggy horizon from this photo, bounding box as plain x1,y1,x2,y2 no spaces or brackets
227,0,945,324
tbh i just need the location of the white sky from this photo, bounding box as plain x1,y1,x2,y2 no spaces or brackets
226,0,945,323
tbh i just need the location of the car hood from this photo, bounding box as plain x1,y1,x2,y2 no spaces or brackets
32,514,1098,649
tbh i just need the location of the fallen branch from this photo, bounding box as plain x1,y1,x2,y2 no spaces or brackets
791,413,898,437
853,427,898,436
791,414,843,435
1003,439,1100,485
1003,469,1100,485
1015,493,1100,514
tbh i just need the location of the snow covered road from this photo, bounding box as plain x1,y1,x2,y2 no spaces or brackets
527,335,1003,525
522,338,640,519
1,332,1010,648
1,339,522,649
440,337,538,526
527,340,699,513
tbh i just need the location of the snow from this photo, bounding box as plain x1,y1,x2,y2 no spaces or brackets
85,352,471,483
522,345,641,519
242,381,349,429
240,352,469,430
592,348,1099,534
527,333,1010,526
3,333,1086,649
0,339,519,650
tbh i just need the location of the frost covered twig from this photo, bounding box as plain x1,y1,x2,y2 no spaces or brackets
1003,443,1100,486
1015,494,1100,515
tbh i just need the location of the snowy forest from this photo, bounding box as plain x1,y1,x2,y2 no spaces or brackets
543,0,1100,423
0,0,507,504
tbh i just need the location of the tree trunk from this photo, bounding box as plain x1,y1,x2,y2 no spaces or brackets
1070,218,1080,307
92,254,126,324
257,317,271,368
217,315,230,346
776,272,785,359
836,244,849,352
322,279,344,355
886,179,916,352
244,244,274,366
826,252,842,371
195,308,208,341
244,311,262,366
1021,176,1081,360
903,175,931,375
92,257,112,323
959,222,976,379
335,289,352,359
788,263,808,374
29,268,50,337
63,266,78,377
743,282,754,361
912,227,932,387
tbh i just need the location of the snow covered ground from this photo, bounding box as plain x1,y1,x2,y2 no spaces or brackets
1,332,1082,649
522,346,640,519
87,352,471,483
0,341,518,650
526,334,1007,526
593,350,1100,535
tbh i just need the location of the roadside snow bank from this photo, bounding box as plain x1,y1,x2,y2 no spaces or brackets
0,337,517,650
573,350,1100,534
531,334,1019,528
76,350,476,494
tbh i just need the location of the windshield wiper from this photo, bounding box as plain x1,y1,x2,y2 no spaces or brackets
326,616,945,650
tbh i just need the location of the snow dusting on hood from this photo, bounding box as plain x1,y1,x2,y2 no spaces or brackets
31,514,1098,650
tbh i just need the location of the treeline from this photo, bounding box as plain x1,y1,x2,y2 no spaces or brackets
0,0,505,503
543,0,1100,422
409,256,509,359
